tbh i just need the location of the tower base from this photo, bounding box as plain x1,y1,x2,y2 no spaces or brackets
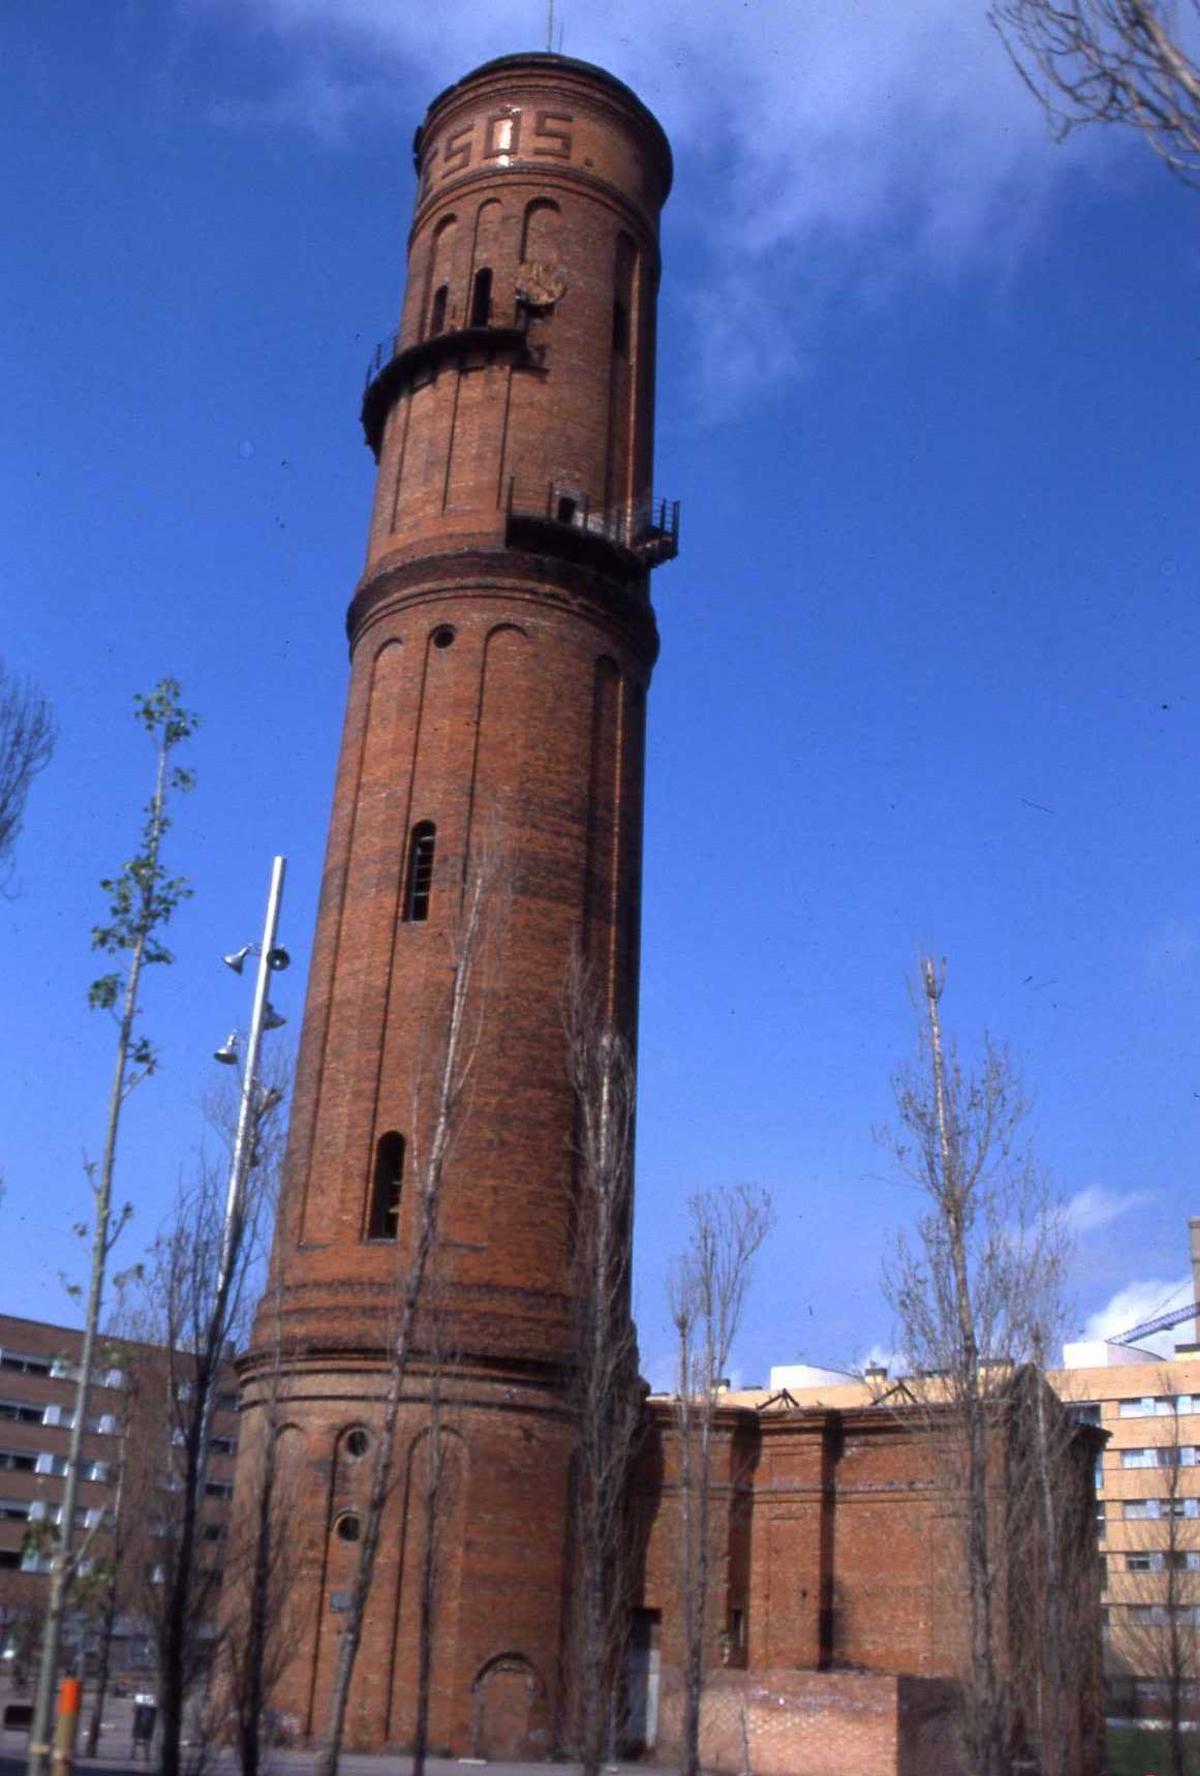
228,1356,575,1759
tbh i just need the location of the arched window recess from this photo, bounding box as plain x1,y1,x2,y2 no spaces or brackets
470,267,493,329
403,821,436,923
366,1131,405,1241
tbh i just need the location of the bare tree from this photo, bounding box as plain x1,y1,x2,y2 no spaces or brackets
669,1183,772,1776
1003,1360,1104,1775
991,0,1200,187
410,1245,459,1776
0,660,54,887
150,1072,285,1776
27,680,197,1776
563,953,642,1776
881,958,1070,1776
221,1279,300,1776
314,842,498,1776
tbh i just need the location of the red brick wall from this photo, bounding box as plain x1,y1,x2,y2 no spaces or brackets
231,52,673,1759
654,1667,964,1776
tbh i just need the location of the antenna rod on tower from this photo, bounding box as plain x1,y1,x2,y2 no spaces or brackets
547,0,554,52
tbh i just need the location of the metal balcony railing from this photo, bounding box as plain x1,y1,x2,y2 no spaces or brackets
505,480,680,568
360,324,545,457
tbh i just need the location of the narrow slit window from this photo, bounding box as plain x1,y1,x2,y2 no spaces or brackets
556,495,576,526
470,267,492,328
403,821,436,923
430,284,449,335
367,1132,405,1240
612,299,628,356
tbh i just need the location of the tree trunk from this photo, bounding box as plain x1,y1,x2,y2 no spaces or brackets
83,1584,118,1758
238,1402,279,1776
316,859,486,1776
411,1406,445,1776
26,829,155,1776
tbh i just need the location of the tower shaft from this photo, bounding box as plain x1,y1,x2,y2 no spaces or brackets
233,54,675,1758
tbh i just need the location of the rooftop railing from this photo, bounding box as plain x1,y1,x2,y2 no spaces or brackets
505,480,680,568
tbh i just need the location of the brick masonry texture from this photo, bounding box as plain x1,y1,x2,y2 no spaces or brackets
654,1669,961,1776
225,52,1105,1776
228,53,672,1761
635,1395,1104,1776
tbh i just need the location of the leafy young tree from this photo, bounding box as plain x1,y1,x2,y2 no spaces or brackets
669,1183,772,1776
992,0,1200,187
26,679,197,1776
82,1315,145,1758
881,957,1069,1776
0,659,55,888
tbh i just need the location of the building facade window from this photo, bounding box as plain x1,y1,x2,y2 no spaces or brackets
430,284,449,335
1122,1446,1196,1469
1119,1394,1196,1417
367,1132,406,1241
0,1349,52,1376
470,267,493,327
403,823,436,923
0,1400,41,1425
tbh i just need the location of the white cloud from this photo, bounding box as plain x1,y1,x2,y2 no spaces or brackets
1064,1184,1151,1237
860,1340,905,1374
189,0,1117,398
1083,1277,1195,1357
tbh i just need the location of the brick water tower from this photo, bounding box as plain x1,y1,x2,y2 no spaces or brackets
233,53,676,1759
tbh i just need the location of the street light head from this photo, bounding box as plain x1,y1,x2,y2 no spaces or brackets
213,1032,241,1066
267,946,291,972
262,1003,287,1032
222,945,254,975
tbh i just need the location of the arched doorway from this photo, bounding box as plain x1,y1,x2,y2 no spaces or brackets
471,1653,549,1760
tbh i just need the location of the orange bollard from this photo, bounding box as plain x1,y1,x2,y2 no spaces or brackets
50,1677,82,1776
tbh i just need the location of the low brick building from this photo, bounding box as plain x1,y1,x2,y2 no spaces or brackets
632,1381,1104,1776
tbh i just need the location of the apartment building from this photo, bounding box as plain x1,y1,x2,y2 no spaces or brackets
1057,1336,1200,1712
0,1312,238,1677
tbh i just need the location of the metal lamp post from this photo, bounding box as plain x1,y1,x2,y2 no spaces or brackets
217,853,288,1294
193,854,289,1510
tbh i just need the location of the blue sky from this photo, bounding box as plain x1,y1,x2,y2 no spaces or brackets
3,0,1199,1386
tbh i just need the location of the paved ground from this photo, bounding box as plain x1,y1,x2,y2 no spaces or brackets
0,1753,652,1776
2,1712,647,1776
1,1687,652,1776
1,1750,646,1776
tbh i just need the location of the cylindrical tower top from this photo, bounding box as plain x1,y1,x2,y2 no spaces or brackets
358,51,677,600
413,52,673,208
